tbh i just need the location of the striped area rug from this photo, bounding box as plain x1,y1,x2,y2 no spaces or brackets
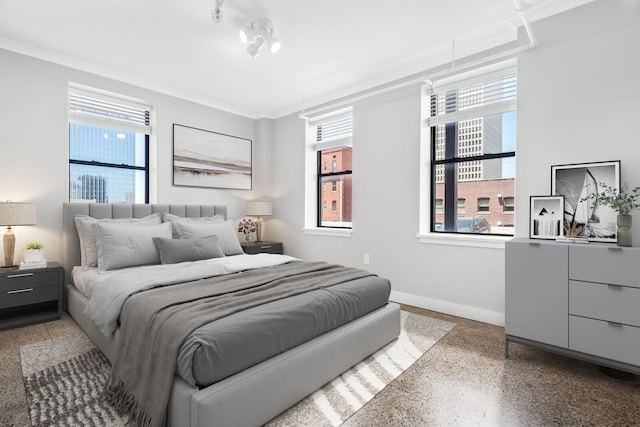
20,310,454,427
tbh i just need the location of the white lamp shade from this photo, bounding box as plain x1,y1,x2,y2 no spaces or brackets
247,201,272,216
0,203,36,226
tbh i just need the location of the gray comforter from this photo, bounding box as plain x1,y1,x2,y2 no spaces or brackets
178,275,391,387
104,261,383,427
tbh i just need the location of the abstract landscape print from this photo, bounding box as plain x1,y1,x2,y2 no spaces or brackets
173,124,252,190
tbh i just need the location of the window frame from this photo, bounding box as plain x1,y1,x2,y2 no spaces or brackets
418,63,517,247
68,85,151,203
310,108,353,230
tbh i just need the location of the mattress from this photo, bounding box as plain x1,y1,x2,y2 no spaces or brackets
73,256,390,388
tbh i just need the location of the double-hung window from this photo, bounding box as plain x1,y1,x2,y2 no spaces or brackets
426,67,516,236
310,109,353,228
68,85,151,203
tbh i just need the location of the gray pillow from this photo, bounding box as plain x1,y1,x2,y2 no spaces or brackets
94,222,172,272
173,220,243,256
162,213,225,238
75,214,161,269
153,236,225,264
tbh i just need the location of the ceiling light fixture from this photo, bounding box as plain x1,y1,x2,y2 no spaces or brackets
239,18,281,57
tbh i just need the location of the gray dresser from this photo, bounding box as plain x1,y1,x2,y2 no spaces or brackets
505,238,640,374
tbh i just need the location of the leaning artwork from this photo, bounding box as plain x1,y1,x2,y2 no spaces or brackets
551,160,620,242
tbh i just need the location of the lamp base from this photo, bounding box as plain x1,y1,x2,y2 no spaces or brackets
3,227,16,270
255,217,263,242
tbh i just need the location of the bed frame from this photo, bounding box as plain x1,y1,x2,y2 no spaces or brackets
62,203,401,426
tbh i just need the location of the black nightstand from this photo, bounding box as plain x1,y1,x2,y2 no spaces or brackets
0,262,63,330
241,241,283,255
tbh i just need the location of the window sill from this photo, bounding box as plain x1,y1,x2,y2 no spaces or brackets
303,227,352,238
417,232,509,249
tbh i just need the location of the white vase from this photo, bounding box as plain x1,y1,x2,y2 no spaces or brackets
24,249,44,263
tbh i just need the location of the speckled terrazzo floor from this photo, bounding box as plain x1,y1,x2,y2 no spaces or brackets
1,307,639,427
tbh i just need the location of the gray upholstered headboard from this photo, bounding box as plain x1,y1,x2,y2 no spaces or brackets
62,203,227,285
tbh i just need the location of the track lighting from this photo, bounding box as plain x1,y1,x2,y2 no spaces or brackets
238,18,281,57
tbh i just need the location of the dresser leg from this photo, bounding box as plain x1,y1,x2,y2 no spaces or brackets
505,337,510,359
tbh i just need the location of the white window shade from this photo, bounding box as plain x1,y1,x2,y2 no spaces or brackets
68,87,152,135
312,111,353,151
426,70,516,127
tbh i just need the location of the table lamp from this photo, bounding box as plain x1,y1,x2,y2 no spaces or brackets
0,202,37,270
246,201,272,242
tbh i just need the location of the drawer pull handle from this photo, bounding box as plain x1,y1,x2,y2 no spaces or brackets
607,247,623,252
7,273,34,279
261,245,273,249
7,288,34,295
608,321,624,327
528,242,541,246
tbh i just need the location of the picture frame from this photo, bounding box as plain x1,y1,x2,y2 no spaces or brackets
530,195,565,239
551,160,620,242
173,124,252,190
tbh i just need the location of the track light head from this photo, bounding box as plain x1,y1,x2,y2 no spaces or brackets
239,18,281,57
246,37,265,58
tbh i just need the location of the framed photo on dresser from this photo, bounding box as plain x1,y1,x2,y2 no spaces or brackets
530,195,565,239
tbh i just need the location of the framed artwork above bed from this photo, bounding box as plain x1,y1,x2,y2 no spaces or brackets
173,124,252,190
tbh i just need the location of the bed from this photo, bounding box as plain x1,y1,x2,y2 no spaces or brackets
62,202,401,427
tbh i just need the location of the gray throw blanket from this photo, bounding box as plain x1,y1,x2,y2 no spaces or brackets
103,261,374,427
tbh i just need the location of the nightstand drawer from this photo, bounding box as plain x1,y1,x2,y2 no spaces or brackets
0,270,59,291
241,241,283,254
570,315,640,367
0,284,59,309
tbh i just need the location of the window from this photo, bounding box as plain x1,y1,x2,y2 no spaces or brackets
457,198,466,215
68,85,151,203
503,196,515,213
309,109,353,229
477,197,490,213
427,67,516,235
435,198,443,214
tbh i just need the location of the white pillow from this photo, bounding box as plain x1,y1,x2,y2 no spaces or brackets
162,213,225,238
94,222,172,272
75,214,161,269
173,220,243,256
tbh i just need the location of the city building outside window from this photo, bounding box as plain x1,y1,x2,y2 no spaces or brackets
427,67,516,235
68,85,151,203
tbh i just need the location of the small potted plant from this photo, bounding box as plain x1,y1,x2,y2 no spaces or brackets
237,218,257,243
583,182,640,246
24,241,45,263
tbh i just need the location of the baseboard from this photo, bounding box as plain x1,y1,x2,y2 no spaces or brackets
390,290,505,327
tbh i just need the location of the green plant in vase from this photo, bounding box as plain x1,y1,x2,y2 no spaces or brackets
23,240,45,263
582,182,640,247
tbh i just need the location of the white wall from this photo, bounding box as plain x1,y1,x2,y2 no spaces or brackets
1,0,637,326
0,49,267,265
270,0,640,326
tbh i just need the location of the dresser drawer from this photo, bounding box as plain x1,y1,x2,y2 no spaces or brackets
569,245,640,288
569,315,640,367
0,270,59,291
0,284,59,309
569,280,640,327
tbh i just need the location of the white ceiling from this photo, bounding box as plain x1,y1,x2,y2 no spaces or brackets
0,0,595,119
